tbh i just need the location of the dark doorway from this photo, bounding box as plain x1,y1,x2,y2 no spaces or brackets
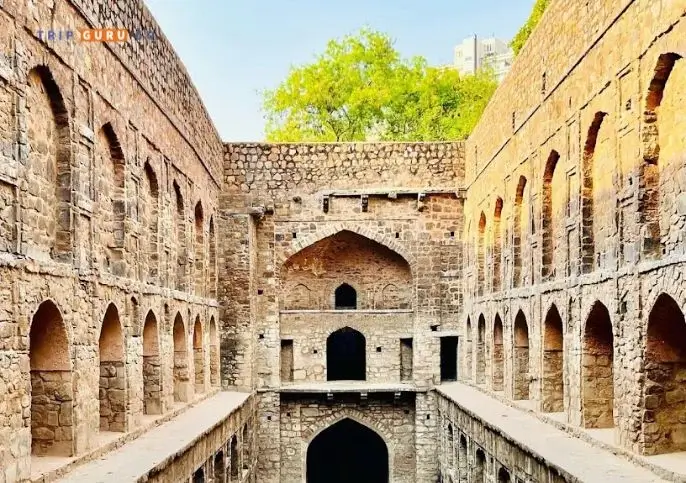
307,418,388,483
327,327,366,380
335,283,357,309
440,336,459,382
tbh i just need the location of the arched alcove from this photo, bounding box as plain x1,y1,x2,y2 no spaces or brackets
208,217,217,297
209,316,219,386
30,300,73,456
473,448,486,482
477,212,486,296
476,314,486,384
582,302,614,428
464,317,473,380
281,230,411,310
142,310,162,414
644,293,686,454
492,198,503,292
306,418,388,483
542,304,564,413
327,327,366,381
542,150,560,280
173,313,190,402
143,161,159,283
513,176,527,287
492,314,504,391
230,434,239,479
194,201,204,296
513,311,530,400
99,303,126,432
173,181,186,291
193,316,205,393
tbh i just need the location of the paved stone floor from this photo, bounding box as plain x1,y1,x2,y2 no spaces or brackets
53,391,250,483
437,383,668,483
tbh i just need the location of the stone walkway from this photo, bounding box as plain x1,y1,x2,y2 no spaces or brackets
55,391,250,483
436,383,667,483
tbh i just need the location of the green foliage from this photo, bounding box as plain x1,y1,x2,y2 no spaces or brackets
510,0,550,56
263,28,498,142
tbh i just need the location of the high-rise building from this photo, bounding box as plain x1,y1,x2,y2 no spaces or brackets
454,34,514,82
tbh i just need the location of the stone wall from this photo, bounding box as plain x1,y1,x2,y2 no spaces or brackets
0,0,225,479
461,0,686,458
222,142,464,482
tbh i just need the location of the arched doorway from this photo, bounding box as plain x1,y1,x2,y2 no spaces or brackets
582,301,614,428
99,303,126,432
307,418,388,483
327,327,366,380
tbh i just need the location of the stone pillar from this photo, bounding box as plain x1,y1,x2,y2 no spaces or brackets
415,392,438,482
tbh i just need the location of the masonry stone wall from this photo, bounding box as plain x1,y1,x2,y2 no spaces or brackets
461,0,686,459
0,0,231,479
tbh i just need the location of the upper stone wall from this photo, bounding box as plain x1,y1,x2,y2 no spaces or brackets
223,142,464,207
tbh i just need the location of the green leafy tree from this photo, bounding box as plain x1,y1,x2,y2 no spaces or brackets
510,0,550,56
263,29,497,142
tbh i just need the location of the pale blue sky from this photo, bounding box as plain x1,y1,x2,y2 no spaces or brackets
144,0,534,142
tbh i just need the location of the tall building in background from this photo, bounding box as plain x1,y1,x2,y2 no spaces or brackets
454,34,514,82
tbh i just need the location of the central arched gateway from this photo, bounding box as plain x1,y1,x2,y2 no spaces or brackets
307,418,389,483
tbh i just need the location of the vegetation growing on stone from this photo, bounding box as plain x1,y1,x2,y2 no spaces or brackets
510,0,550,56
263,28,498,142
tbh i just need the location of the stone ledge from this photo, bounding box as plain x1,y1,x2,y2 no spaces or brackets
266,381,423,394
50,390,250,483
436,383,672,482
31,389,222,483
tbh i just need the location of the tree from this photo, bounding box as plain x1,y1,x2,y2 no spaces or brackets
510,0,550,56
263,28,497,142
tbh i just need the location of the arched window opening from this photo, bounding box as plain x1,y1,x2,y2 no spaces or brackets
335,283,357,310
327,327,366,380
230,435,239,479
582,302,614,428
307,419,388,483
492,314,504,391
644,293,686,454
30,300,73,456
498,467,512,483
99,303,126,432
513,311,530,400
542,304,564,413
214,450,225,482
142,310,162,415
173,313,190,402
193,467,204,483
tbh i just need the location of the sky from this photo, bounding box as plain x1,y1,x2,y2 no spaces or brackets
144,0,534,142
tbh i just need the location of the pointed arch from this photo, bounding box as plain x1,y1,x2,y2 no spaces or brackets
209,316,219,386
492,314,504,391
306,418,389,483
476,314,486,384
477,212,486,296
582,301,614,428
542,304,564,412
641,53,683,258
143,160,159,284
492,197,503,292
644,293,686,454
542,150,560,280
513,310,530,400
30,300,73,456
194,201,205,296
99,303,126,432
208,216,217,298
173,312,190,402
193,316,205,393
142,310,162,415
25,66,72,262
581,112,607,273
513,176,527,287
173,180,186,291
464,317,473,380
335,283,357,310
229,434,239,479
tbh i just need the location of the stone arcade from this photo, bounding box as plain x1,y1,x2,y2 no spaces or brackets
2,0,686,482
